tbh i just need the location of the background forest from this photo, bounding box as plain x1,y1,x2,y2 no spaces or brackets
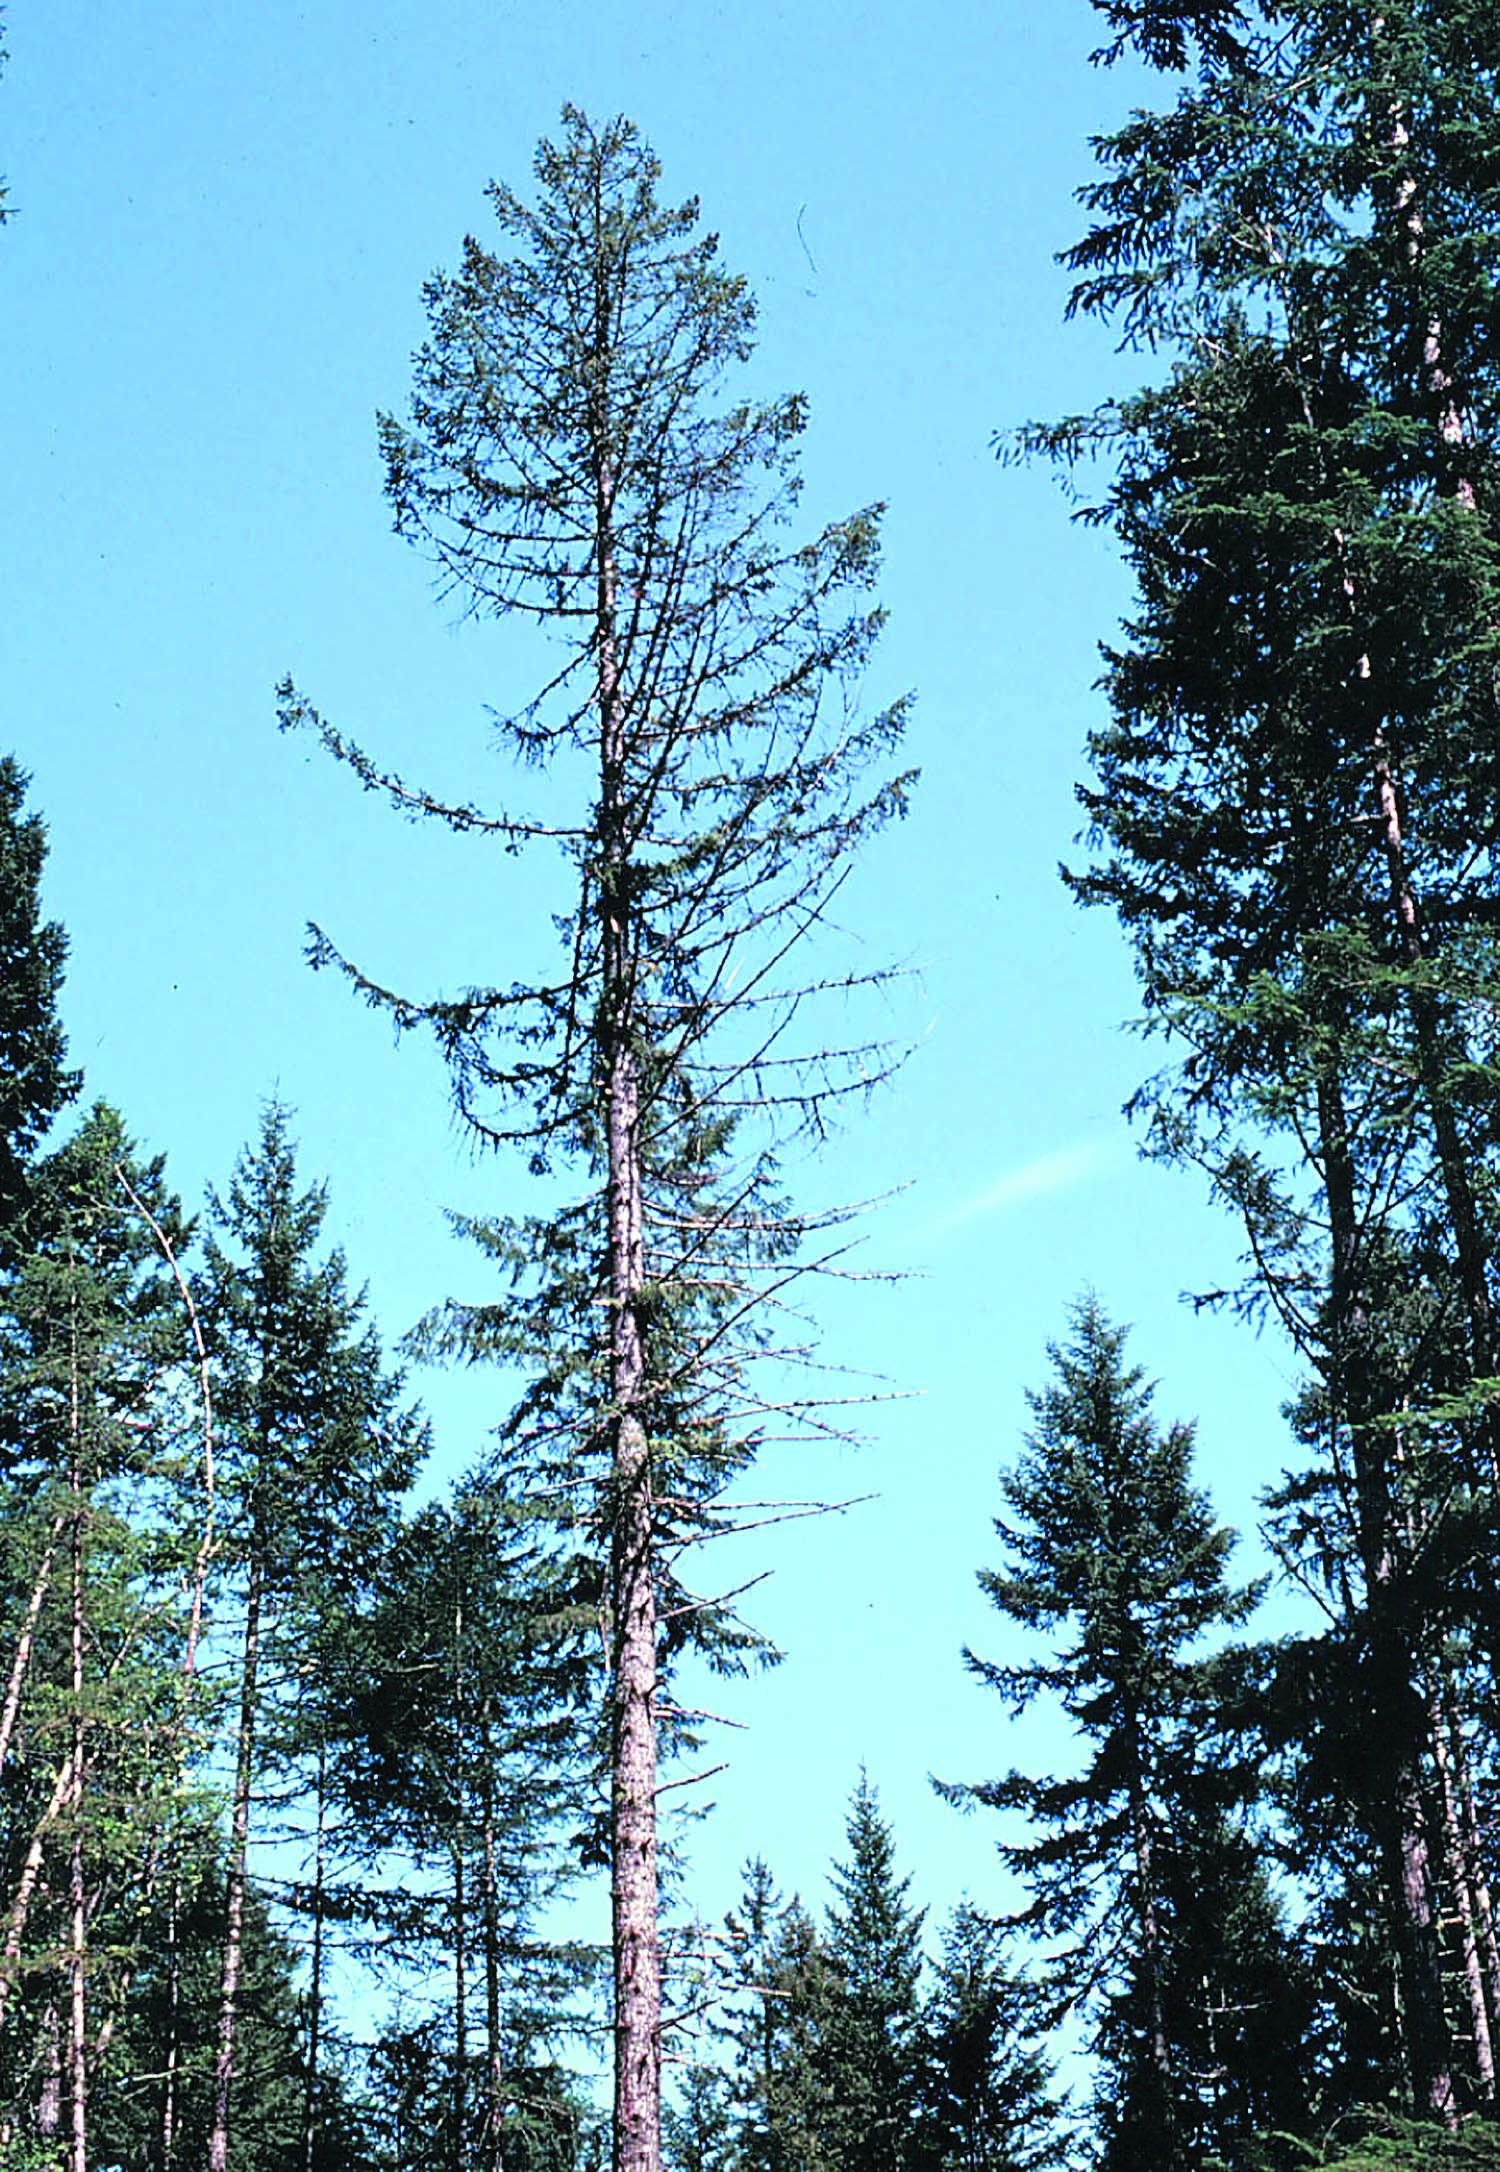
12,1,1500,2169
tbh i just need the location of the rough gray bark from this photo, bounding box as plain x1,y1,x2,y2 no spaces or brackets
594,409,662,2172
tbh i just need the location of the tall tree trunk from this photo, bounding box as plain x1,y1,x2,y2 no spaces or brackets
1315,1065,1459,2121
66,1276,89,2172
302,1738,328,2172
0,1750,79,2031
1428,1677,1496,2097
592,279,661,2169
208,1531,264,2172
68,1797,87,2172
1445,1690,1500,2035
161,1876,183,2172
106,1166,216,2172
480,1696,504,2172
453,1841,467,2172
0,1517,64,1779
1388,1764,1458,2125
37,1997,63,2141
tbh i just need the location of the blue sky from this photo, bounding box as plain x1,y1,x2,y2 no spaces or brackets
3,0,1301,2000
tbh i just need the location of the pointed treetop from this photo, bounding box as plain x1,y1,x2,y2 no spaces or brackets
827,1770,925,2004
0,758,79,1258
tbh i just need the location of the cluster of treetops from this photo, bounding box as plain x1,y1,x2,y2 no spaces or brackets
10,738,1500,2172
15,0,1500,2166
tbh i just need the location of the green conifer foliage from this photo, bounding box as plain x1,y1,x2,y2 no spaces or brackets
1029,0,1500,2123
0,758,78,1260
813,1776,926,2172
1262,2107,1500,2170
317,1477,594,2172
195,1104,425,2172
662,2062,734,2172
915,1904,1073,2172
719,1860,834,2172
94,1860,372,2172
282,108,909,2172
1085,0,1247,69
0,1105,196,2162
941,1298,1299,2169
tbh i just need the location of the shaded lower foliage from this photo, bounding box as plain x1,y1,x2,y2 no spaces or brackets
1227,2108,1500,2170
92,1866,368,2172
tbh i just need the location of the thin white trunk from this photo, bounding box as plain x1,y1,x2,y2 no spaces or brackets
1430,1680,1495,2094
0,1517,64,1779
208,1543,263,2172
67,1286,88,2172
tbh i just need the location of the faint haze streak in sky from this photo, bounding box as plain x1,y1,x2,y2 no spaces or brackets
937,1139,1114,1232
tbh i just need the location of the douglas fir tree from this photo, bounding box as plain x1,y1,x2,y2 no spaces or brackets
282,109,910,2171
942,1299,1308,2169
1032,0,1500,2123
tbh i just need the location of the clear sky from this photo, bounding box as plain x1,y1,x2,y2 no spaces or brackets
3,0,1301,2010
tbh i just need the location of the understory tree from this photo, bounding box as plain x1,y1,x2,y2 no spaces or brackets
916,1904,1072,2172
196,1105,424,2172
321,1474,594,2172
281,106,910,2172
713,1859,833,2172
672,1790,1069,2172
92,1861,371,2172
941,1298,1308,2170
814,1776,926,2172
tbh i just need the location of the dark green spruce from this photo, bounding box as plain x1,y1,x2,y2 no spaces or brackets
321,1475,595,2172
196,1104,424,2172
939,1298,1306,2169
1027,0,1500,2126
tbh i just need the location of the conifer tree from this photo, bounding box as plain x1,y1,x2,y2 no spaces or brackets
0,757,78,1261
940,1298,1298,2169
281,107,909,2172
196,1105,424,2172
0,1105,193,2167
815,1776,926,2172
1027,0,1500,2119
662,2064,733,2172
317,1475,592,2172
915,1905,1071,2172
94,1858,373,2172
719,1860,832,2172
